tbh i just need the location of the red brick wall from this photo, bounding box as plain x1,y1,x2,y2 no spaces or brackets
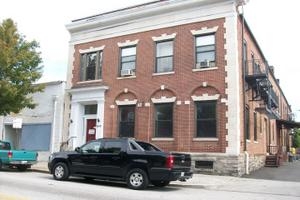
71,18,228,153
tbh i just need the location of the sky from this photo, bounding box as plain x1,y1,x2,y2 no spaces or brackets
0,0,299,121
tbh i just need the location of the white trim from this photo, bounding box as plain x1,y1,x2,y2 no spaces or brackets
152,33,177,41
117,39,139,47
190,26,218,35
67,1,237,45
191,94,220,101
151,138,174,142
151,96,176,104
79,45,105,54
115,99,137,106
224,12,241,156
77,79,103,84
192,67,218,72
193,138,219,142
152,71,175,76
117,76,136,80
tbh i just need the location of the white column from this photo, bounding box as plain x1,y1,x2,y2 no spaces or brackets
50,95,58,153
96,100,104,139
69,102,82,149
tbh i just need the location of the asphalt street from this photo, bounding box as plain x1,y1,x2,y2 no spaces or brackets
1,169,300,200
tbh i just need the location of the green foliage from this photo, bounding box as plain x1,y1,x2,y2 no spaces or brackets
293,129,300,148
0,19,44,115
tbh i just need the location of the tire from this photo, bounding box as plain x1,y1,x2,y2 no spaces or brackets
152,180,170,187
53,162,69,181
126,168,149,190
17,165,28,172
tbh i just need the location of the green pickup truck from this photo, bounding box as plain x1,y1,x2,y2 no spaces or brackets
0,140,38,171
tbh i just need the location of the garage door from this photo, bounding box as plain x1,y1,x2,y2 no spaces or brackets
20,123,52,151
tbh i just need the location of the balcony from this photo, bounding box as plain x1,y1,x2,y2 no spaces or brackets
244,59,279,118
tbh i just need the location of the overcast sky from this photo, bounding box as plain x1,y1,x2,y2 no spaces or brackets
1,0,299,120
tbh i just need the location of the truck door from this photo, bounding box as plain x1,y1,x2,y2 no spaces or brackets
98,140,125,178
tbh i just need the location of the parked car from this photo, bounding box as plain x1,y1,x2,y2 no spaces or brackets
48,138,193,190
0,140,38,171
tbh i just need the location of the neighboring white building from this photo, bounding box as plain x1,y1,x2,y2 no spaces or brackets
0,81,66,161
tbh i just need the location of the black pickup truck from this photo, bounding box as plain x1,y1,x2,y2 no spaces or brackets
48,138,192,190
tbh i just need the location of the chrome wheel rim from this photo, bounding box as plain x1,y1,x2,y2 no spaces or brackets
129,172,143,187
54,165,64,179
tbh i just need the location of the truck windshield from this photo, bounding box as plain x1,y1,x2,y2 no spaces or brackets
136,141,162,152
0,141,11,150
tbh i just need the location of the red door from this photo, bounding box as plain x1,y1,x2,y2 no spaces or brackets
86,119,96,142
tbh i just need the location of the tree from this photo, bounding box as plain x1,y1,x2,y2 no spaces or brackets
0,18,44,116
293,128,300,148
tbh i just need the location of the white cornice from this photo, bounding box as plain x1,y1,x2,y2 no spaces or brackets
191,94,220,101
66,0,237,45
191,26,219,35
152,33,177,41
117,39,139,47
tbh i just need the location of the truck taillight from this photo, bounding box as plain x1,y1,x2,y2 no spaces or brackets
8,151,13,159
166,155,174,169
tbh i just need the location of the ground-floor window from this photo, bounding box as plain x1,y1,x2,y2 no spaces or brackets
195,101,217,137
154,103,173,137
118,105,135,137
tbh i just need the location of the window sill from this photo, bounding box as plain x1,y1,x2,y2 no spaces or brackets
246,139,251,143
193,138,218,142
117,75,136,80
254,141,258,144
152,71,175,76
77,79,103,84
151,138,174,142
192,67,218,72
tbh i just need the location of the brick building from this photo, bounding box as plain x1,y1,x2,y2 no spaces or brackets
64,0,299,175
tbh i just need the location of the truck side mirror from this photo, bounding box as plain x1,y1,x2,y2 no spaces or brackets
75,147,81,153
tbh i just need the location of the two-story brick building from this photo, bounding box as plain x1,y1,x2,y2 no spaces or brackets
64,0,299,175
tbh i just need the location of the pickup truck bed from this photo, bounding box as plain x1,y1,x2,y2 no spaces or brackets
48,138,193,190
0,140,38,171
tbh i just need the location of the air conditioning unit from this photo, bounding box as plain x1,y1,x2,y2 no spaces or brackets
196,60,210,69
121,69,134,76
200,60,210,68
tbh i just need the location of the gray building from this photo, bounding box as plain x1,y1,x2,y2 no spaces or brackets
0,81,66,161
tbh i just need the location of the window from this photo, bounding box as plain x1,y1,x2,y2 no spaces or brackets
118,105,135,137
155,41,173,73
245,107,250,140
80,51,103,81
84,104,97,115
195,34,215,68
101,141,122,154
243,41,248,74
136,141,162,152
120,46,136,76
154,103,173,137
254,112,258,141
196,101,217,137
81,141,101,153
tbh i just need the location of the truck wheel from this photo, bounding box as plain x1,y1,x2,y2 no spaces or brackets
17,165,28,172
152,180,170,187
126,168,148,190
53,162,69,181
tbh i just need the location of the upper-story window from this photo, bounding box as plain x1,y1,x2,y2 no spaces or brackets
195,34,215,69
120,46,136,77
155,40,173,73
80,51,103,81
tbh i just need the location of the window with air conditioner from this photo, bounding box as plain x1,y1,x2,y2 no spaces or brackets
195,34,216,69
120,46,136,77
